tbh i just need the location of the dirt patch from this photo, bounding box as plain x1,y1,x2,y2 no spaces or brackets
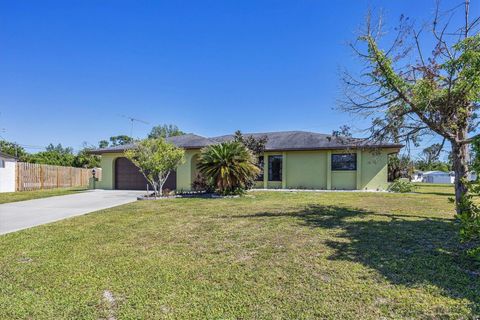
100,290,117,320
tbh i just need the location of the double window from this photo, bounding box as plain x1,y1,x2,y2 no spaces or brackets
331,153,357,171
268,155,282,181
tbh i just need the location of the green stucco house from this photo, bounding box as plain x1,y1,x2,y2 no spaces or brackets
89,131,402,191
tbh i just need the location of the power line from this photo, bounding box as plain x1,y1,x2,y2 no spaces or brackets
15,144,45,150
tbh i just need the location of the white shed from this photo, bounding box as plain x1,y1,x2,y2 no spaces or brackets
448,171,477,184
468,171,477,182
411,171,424,182
422,171,452,184
0,152,17,192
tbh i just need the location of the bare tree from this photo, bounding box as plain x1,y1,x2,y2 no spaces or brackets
341,1,480,213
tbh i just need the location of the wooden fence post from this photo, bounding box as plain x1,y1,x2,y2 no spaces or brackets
40,165,44,190
16,162,19,191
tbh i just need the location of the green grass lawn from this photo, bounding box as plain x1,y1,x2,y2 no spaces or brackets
414,182,456,196
0,187,87,204
0,187,478,319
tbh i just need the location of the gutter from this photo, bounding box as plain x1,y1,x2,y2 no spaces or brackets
87,144,403,155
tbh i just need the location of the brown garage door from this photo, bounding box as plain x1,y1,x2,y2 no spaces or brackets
115,157,176,190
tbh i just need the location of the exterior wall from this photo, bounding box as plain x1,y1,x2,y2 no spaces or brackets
359,150,390,190
176,149,201,192
331,171,357,190
0,158,16,192
254,181,263,188
97,148,394,191
190,154,200,185
285,151,327,189
258,149,393,191
424,174,451,184
96,152,123,189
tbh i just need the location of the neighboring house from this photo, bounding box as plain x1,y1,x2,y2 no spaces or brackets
0,152,17,192
411,170,424,182
88,131,402,191
422,171,452,184
468,171,477,182
412,170,476,184
447,171,477,184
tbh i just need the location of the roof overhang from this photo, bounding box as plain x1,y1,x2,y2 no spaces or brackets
264,144,404,152
88,144,404,155
86,146,203,155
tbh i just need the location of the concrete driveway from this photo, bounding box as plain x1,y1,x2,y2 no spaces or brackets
0,190,144,235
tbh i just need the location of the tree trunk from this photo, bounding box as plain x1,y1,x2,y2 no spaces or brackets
451,141,469,214
152,183,158,198
158,171,170,197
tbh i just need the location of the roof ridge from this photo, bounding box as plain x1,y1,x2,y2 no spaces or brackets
209,130,330,138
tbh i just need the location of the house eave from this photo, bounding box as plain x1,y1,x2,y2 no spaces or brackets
88,144,403,155
86,146,203,155
264,144,404,152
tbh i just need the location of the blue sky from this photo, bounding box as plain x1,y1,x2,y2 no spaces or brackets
0,0,476,157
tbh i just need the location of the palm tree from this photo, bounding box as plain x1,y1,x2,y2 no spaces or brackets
197,141,260,194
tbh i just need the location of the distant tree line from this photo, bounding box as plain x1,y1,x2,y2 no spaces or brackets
0,141,102,168
0,124,185,168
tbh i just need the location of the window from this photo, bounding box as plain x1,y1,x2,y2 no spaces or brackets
0,160,5,168
331,153,356,171
268,155,282,181
256,156,264,181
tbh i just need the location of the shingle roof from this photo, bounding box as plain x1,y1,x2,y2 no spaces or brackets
211,131,384,151
88,134,217,154
166,134,217,148
87,131,402,154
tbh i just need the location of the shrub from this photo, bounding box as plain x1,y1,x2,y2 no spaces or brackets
388,179,417,193
191,173,215,193
457,183,480,261
197,142,260,195
124,138,185,197
162,188,175,197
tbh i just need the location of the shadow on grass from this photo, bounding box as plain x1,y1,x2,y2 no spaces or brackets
413,191,455,197
232,205,480,313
